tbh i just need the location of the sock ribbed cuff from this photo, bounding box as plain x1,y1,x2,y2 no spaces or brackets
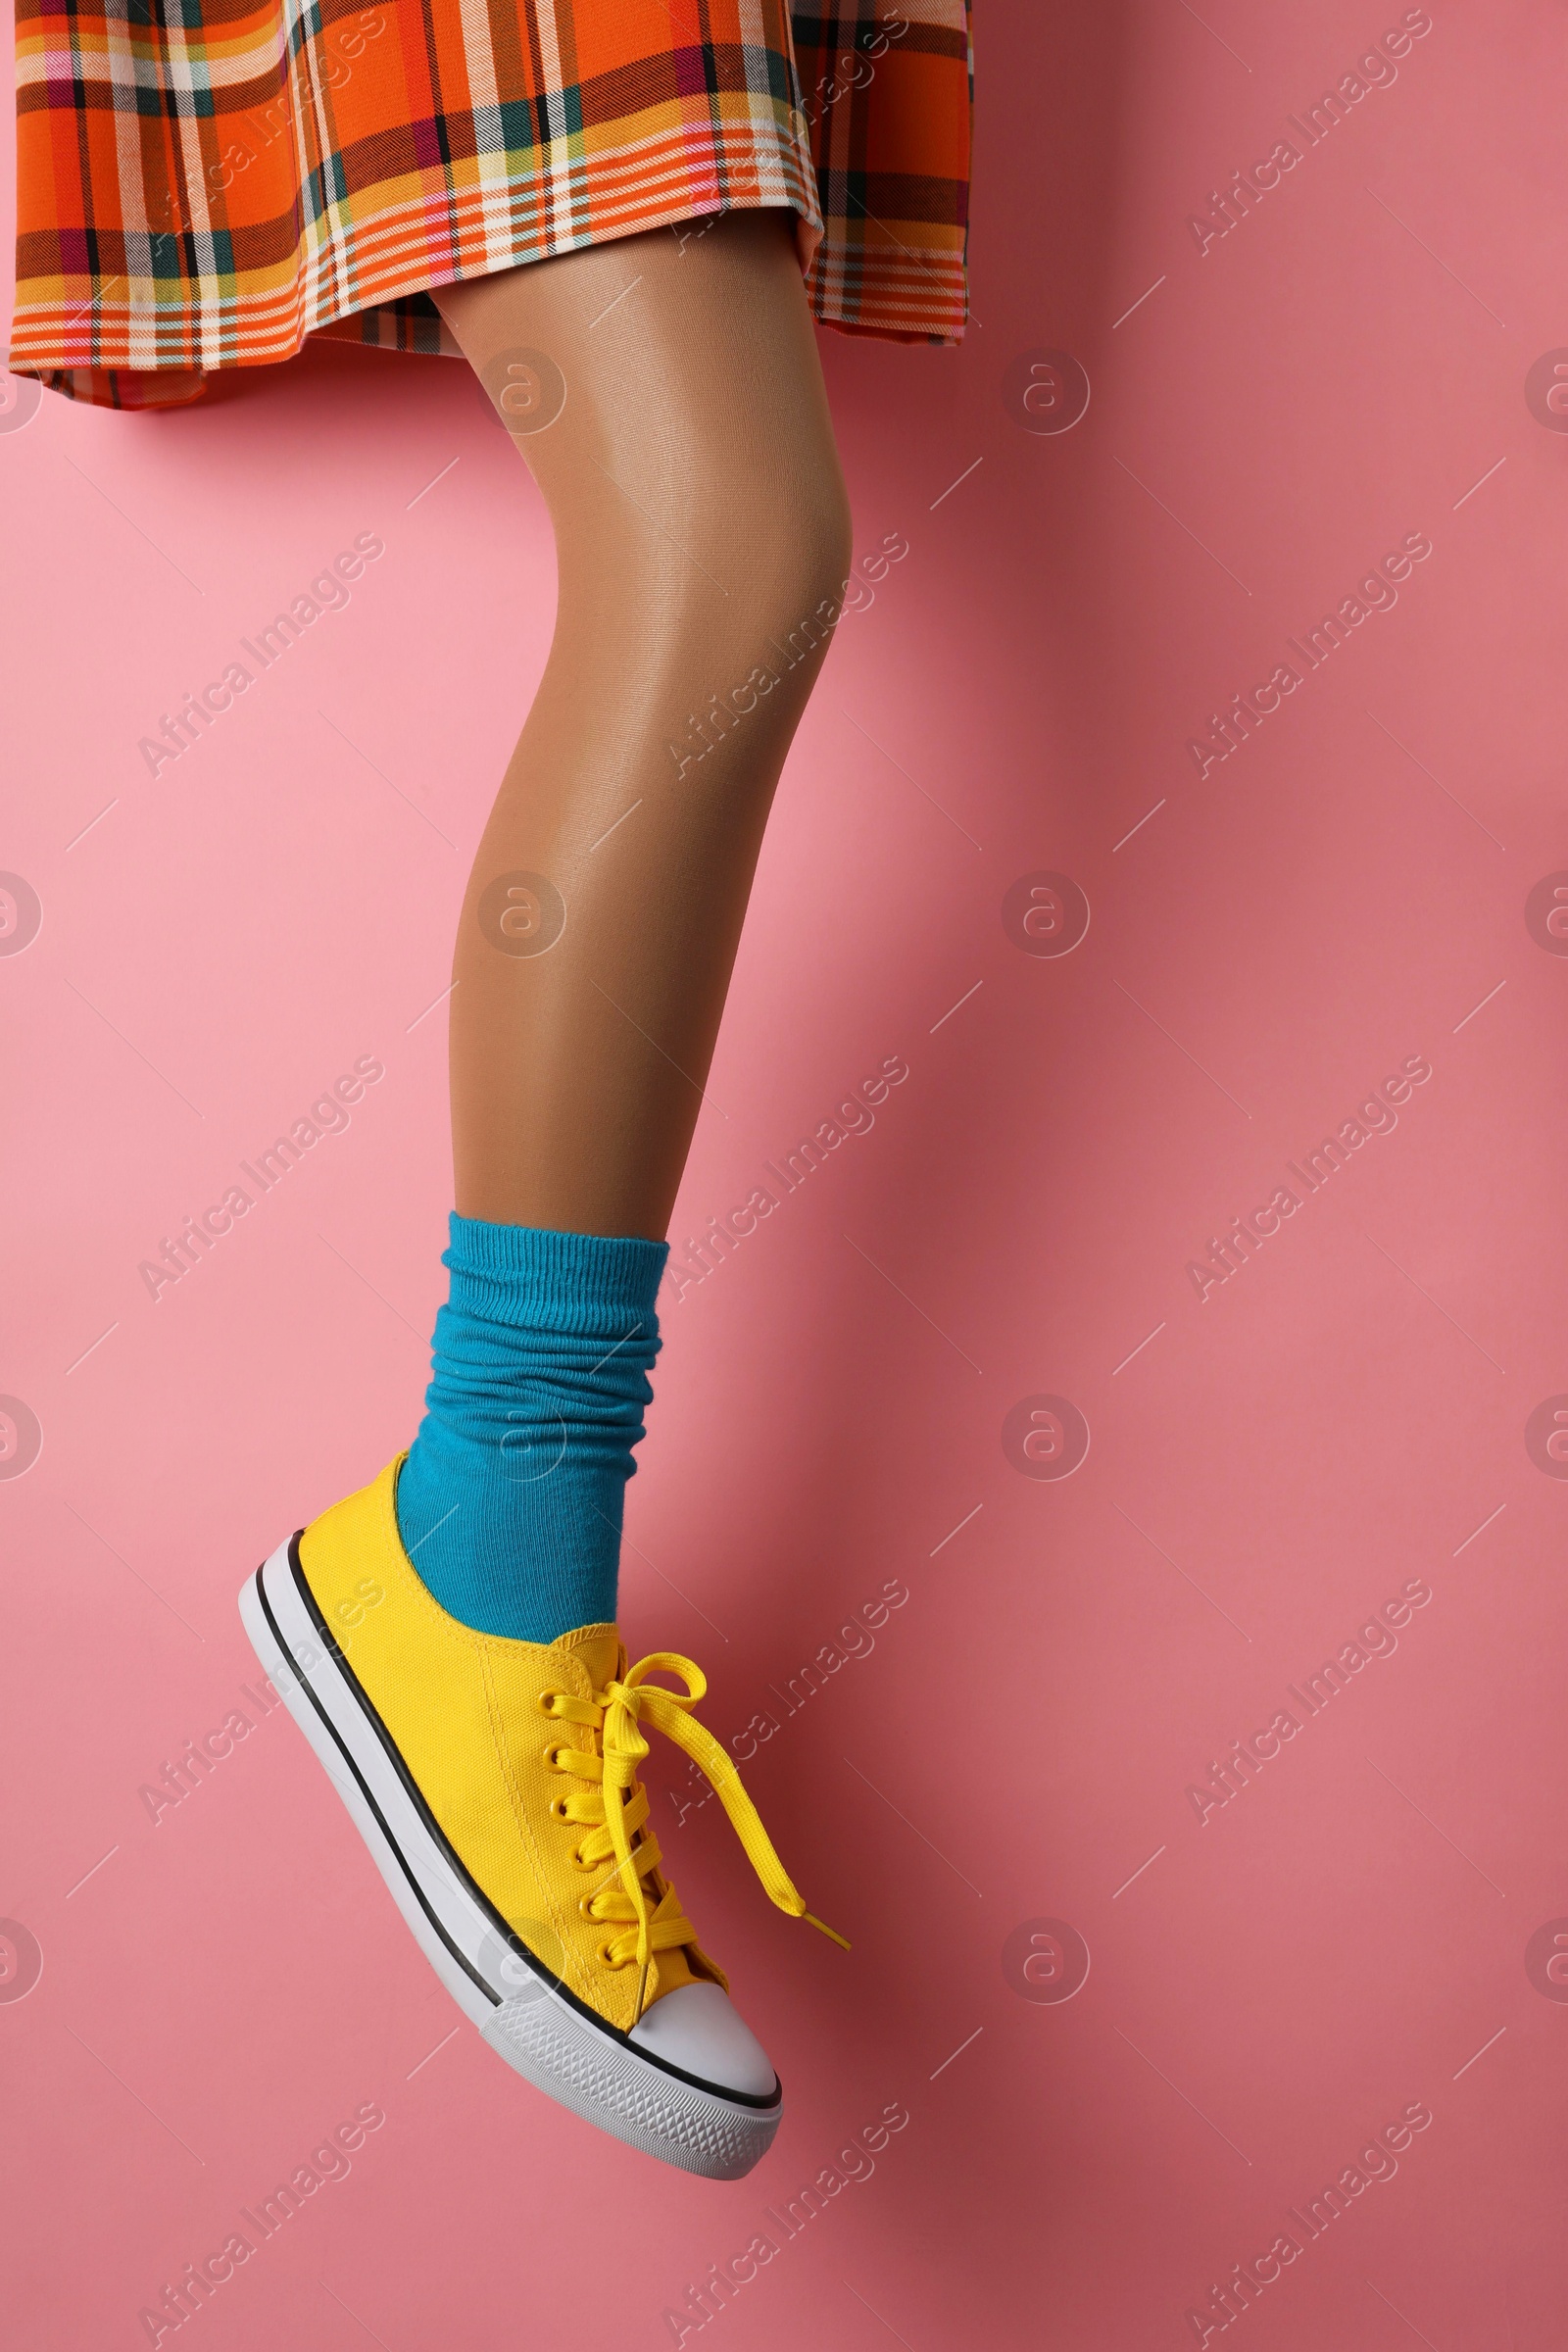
443,1212,669,1335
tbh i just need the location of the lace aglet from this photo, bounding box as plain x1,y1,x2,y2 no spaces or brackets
803,1909,852,1952
632,1955,651,2021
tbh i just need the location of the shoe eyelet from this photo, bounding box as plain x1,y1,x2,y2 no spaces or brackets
548,1795,569,1821
596,1940,622,1969
577,1894,599,1920
537,1690,564,1717
543,1744,562,1769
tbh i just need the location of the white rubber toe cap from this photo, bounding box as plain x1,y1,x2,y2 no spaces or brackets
627,1982,778,2098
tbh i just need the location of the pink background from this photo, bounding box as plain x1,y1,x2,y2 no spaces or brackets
6,2,1568,2343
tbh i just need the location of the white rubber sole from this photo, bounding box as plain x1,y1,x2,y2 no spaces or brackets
239,1537,782,2179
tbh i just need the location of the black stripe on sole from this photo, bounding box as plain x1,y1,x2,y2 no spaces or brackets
277,1536,782,2116
254,1559,500,2007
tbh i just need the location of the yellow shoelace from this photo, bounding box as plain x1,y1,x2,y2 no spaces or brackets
543,1650,848,2020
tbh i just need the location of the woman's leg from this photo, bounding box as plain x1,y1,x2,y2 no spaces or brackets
392,212,851,1640
241,216,850,2130
434,209,852,1239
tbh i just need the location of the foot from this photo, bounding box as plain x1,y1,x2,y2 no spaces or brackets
239,1459,844,2179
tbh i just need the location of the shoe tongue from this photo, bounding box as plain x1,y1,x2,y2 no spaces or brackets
556,1624,621,1696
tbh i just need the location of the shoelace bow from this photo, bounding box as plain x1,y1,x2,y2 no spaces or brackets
543,1650,848,2021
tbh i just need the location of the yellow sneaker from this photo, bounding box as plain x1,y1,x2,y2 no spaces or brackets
238,1459,845,2179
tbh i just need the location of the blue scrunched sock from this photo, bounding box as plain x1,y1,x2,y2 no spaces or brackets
394,1214,669,1642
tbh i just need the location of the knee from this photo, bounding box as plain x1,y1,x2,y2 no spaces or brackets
794,475,856,641
726,461,855,682
791,452,855,599
774,454,854,617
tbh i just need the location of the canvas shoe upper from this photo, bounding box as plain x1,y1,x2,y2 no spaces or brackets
240,1458,845,2177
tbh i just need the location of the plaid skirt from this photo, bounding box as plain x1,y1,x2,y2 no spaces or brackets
9,0,971,410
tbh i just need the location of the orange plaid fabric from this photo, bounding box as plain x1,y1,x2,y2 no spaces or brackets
9,0,971,409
